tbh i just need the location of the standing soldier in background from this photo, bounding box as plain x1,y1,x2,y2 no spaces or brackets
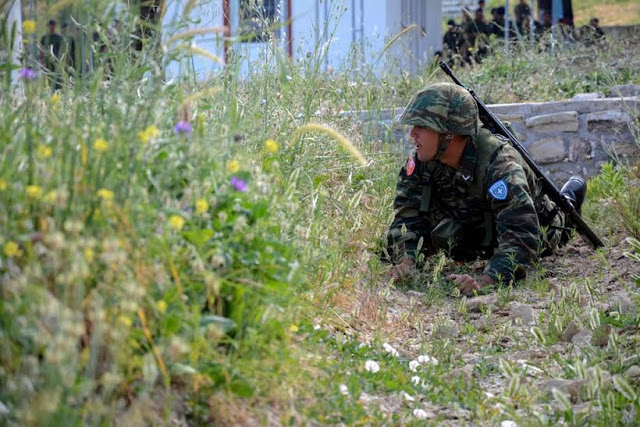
382,83,587,295
39,19,64,89
514,0,532,34
442,19,463,65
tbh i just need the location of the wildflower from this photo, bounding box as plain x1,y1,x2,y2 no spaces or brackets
409,360,420,372
417,354,438,365
96,188,114,201
413,409,429,420
37,144,52,159
226,159,240,173
93,138,109,152
364,360,380,373
168,215,185,231
50,93,61,104
139,125,159,144
0,179,7,191
173,120,192,135
26,185,42,199
195,198,209,215
383,342,400,357
264,138,279,153
156,300,168,313
118,315,133,327
4,241,22,258
339,384,349,396
501,422,517,427
84,248,94,263
19,68,36,80
411,375,421,385
289,324,299,332
43,190,57,204
403,392,415,402
230,176,247,192
22,19,36,34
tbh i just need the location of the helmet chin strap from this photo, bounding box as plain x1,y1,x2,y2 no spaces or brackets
436,133,468,169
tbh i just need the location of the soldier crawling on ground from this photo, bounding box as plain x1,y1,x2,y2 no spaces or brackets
381,83,586,295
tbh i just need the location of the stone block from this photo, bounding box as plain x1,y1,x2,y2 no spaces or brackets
495,113,525,123
527,136,567,164
608,84,640,98
526,111,579,132
569,137,591,162
572,93,604,101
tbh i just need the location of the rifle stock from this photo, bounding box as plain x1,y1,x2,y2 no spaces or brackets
439,61,604,249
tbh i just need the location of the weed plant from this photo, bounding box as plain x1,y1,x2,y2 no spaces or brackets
1,3,640,425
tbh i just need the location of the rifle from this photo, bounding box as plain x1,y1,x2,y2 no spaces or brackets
439,61,604,249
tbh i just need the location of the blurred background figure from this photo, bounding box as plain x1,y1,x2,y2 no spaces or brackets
39,19,63,89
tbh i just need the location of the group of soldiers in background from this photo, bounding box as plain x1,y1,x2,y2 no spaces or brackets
441,0,606,67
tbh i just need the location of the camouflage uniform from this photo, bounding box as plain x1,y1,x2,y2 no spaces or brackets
384,83,565,283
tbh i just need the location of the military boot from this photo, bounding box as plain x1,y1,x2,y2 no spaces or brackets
560,175,587,214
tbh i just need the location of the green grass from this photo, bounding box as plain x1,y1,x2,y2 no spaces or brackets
2,5,640,425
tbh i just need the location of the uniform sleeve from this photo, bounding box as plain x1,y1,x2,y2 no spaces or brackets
385,160,432,263
483,146,541,282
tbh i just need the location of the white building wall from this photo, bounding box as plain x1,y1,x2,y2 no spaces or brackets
163,0,442,79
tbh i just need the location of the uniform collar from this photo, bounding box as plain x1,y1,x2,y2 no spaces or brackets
458,138,477,184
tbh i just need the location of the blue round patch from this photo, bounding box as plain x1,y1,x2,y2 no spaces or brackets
488,180,508,200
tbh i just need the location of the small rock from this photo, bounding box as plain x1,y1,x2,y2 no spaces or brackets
465,294,498,313
586,367,613,389
561,320,581,342
509,304,535,325
543,378,586,403
624,365,640,385
433,319,460,339
450,365,474,384
593,324,612,347
607,292,636,315
472,315,492,332
571,329,593,348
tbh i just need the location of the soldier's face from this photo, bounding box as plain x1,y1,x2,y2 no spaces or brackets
410,126,439,162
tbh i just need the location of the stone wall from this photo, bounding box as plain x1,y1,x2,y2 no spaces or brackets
356,85,640,185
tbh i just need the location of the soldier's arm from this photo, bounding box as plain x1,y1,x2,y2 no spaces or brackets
483,146,541,282
386,159,432,262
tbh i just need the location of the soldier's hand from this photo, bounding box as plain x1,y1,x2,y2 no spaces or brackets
389,259,415,281
448,273,495,295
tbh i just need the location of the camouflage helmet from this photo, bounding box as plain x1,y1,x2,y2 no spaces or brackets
398,82,480,135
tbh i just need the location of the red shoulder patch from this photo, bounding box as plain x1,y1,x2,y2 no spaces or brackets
406,157,416,176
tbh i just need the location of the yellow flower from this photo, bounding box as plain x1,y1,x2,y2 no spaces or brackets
139,125,159,144
94,138,109,152
289,324,299,332
84,248,94,263
226,159,240,173
43,190,57,204
168,215,185,231
195,198,209,215
50,93,61,105
26,185,42,199
264,139,279,153
156,300,168,313
118,315,133,327
37,144,52,159
0,179,7,191
3,241,22,258
96,188,114,201
22,20,36,35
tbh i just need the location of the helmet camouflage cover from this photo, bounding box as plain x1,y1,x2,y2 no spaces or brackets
398,82,480,135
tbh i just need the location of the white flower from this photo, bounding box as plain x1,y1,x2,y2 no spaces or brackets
313,324,321,330
411,375,421,385
402,392,415,402
418,354,438,365
501,421,517,427
365,360,380,373
383,342,399,357
485,391,495,398
409,360,420,372
339,384,349,396
413,409,429,419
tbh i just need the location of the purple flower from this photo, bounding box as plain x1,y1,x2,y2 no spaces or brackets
173,120,192,135
230,176,247,192
19,68,36,80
